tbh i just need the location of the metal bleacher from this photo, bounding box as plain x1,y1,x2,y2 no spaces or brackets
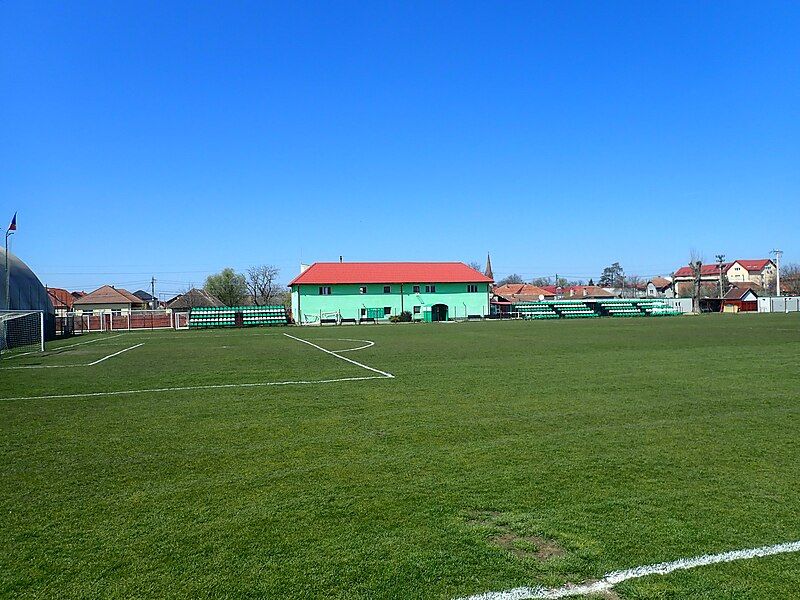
551,300,599,319
511,298,681,321
514,302,560,320
189,306,288,329
595,299,644,317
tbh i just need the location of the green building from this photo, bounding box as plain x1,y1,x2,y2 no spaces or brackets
289,262,493,325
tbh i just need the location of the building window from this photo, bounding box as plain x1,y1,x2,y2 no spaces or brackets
383,285,391,293
359,286,367,294
319,286,331,295
360,308,366,316
413,306,420,314
425,285,436,293
467,284,478,293
383,306,391,315
413,285,420,294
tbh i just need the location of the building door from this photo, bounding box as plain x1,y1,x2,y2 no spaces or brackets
431,304,448,321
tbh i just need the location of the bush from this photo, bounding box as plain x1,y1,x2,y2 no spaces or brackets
389,311,413,323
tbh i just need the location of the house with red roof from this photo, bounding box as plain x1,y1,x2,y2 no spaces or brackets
72,285,149,315
288,261,493,324
46,287,77,316
672,259,776,297
563,285,615,299
646,277,674,298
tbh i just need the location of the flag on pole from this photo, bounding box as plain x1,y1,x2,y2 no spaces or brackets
8,213,16,232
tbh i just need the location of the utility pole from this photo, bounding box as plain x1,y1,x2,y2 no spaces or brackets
150,276,156,309
4,217,15,311
771,249,783,296
716,254,726,299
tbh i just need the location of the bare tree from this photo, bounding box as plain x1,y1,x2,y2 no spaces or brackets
627,274,644,298
246,265,281,305
466,261,482,272
689,250,703,313
781,263,800,295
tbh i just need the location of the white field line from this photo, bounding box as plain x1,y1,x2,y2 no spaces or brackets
0,375,389,402
1,333,125,360
457,540,800,600
283,333,394,378
1,364,83,370
316,338,376,353
1,336,395,401
86,343,145,366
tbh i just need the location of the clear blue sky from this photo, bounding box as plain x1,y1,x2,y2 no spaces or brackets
2,1,798,297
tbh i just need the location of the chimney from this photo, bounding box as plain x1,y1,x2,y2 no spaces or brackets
300,263,310,273
339,255,343,263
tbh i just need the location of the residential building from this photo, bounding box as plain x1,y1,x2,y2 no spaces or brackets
646,277,674,298
724,282,760,302
673,259,776,297
46,287,76,316
289,262,493,324
165,288,225,313
133,289,157,309
72,285,148,315
725,260,777,287
491,283,554,315
563,285,615,299
493,283,555,302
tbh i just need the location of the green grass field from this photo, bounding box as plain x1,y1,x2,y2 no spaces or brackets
2,314,800,599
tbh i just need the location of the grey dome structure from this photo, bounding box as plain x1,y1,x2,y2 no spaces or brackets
0,247,54,314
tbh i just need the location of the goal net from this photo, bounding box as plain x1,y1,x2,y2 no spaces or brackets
0,310,45,356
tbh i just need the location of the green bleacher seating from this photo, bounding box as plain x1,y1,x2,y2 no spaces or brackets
188,305,288,329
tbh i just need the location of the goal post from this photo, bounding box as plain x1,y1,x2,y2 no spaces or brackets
0,310,45,355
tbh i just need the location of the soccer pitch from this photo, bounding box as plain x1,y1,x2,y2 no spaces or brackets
2,315,800,599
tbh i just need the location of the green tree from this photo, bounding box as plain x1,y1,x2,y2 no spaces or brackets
598,262,624,287
205,268,248,306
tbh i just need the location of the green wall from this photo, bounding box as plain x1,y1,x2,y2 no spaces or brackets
291,282,490,324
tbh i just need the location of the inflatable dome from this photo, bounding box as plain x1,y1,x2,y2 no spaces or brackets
0,248,54,314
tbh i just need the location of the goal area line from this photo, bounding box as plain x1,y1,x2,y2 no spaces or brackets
1,341,144,370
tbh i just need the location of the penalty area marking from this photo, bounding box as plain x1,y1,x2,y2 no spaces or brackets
456,540,800,600
87,343,145,365
0,335,394,401
283,333,393,378
0,375,389,402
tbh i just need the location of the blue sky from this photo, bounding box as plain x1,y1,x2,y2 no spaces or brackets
2,1,798,297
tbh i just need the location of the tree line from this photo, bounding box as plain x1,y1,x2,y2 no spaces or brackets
492,262,636,289
201,265,289,307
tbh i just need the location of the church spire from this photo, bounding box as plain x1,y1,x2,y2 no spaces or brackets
484,252,494,280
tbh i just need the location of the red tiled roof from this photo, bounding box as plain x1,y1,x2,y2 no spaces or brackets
47,288,75,309
724,283,762,300
674,259,773,278
674,263,731,278
649,277,672,290
73,285,144,306
732,259,774,272
493,283,555,298
565,285,615,298
289,262,493,286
